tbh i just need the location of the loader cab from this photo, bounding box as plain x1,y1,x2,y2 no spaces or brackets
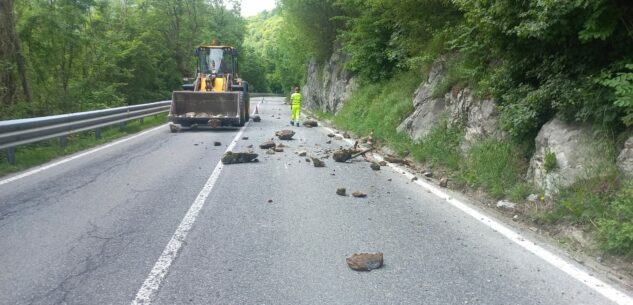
196,46,237,76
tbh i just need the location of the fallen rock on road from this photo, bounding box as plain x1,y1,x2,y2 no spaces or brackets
311,157,325,167
275,130,295,140
169,123,181,133
352,191,367,198
221,152,259,164
303,120,318,127
336,188,347,196
439,177,449,188
346,253,383,271
259,140,276,149
333,149,353,162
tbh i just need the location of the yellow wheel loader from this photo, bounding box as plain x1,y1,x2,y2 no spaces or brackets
169,45,249,131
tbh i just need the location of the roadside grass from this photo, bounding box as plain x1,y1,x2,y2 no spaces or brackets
410,120,463,170
0,114,167,178
597,183,633,255
310,109,335,121
459,139,528,199
332,71,420,155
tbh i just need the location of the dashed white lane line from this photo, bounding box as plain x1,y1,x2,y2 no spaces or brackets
321,126,633,305
0,124,168,187
131,103,259,305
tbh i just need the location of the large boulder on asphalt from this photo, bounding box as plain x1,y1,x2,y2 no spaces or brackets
617,135,633,177
275,130,295,140
311,157,325,167
346,253,383,271
528,117,607,195
259,140,276,149
332,149,353,162
221,152,258,164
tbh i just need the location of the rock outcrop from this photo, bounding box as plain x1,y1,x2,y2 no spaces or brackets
617,135,633,177
528,118,606,194
461,98,505,150
303,50,357,113
397,58,505,149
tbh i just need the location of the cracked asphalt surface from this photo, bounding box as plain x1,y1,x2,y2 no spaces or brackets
0,97,627,305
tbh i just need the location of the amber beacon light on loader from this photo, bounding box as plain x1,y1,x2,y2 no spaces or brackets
168,44,249,131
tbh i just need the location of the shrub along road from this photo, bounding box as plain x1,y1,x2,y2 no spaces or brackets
0,97,629,305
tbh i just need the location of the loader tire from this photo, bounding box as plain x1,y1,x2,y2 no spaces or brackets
237,91,246,127
243,81,250,122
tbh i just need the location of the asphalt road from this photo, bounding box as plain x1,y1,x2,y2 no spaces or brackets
0,97,629,305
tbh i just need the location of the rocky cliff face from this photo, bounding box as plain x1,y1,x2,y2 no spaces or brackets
308,53,628,194
527,118,607,195
617,135,633,177
397,59,505,150
303,51,357,113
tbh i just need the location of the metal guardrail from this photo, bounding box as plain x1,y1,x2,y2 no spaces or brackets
0,94,284,164
0,101,171,164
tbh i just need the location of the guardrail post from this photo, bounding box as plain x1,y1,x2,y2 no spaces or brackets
139,117,144,124
95,128,102,140
7,147,16,165
119,122,126,130
59,136,67,149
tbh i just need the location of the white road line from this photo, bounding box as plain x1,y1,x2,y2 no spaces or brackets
321,126,633,305
0,124,167,186
131,102,259,305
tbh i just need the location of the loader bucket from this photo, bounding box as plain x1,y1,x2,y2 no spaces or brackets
169,91,245,127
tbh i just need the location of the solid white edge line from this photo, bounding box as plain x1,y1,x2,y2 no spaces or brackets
321,126,633,305
131,101,259,305
0,124,168,186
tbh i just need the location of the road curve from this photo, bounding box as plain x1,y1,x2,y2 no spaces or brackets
0,97,629,305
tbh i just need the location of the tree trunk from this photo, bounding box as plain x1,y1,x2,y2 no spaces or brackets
0,0,32,105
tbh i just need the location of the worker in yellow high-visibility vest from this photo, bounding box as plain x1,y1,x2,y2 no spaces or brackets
290,86,302,127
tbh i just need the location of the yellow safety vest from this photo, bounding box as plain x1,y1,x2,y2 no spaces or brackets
291,92,302,106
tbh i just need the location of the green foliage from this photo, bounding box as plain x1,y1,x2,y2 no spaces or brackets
507,183,533,203
544,150,557,172
600,64,633,126
3,0,248,119
335,0,461,81
411,120,463,170
460,140,526,198
279,0,342,61
597,184,633,254
243,9,311,93
451,0,633,137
